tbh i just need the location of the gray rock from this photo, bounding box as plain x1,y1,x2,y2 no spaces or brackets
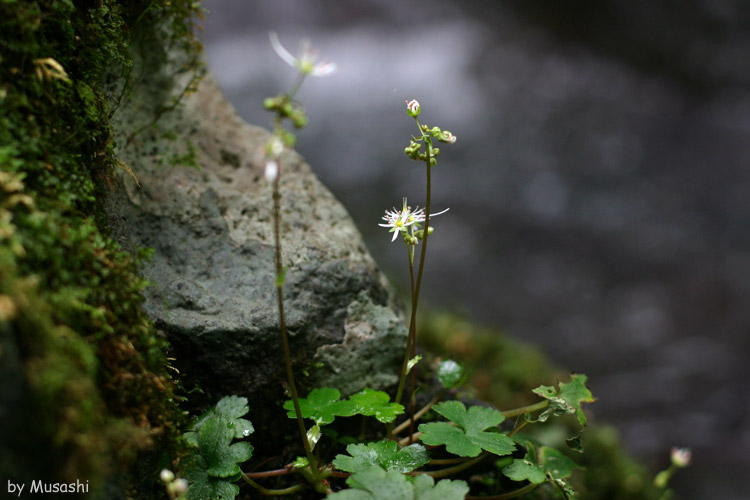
107,73,407,437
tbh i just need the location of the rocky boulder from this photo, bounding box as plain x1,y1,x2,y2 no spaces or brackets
106,73,407,437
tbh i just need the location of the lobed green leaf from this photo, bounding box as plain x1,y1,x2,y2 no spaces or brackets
326,466,468,500
283,387,357,426
333,440,429,474
185,395,254,443
348,388,404,423
532,374,594,427
418,401,515,457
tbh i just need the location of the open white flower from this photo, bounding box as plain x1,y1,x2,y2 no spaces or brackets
269,31,337,77
378,199,449,242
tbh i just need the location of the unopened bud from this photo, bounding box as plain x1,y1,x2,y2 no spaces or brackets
265,159,279,183
439,131,457,144
406,99,421,117
172,478,188,494
160,469,175,483
670,447,691,468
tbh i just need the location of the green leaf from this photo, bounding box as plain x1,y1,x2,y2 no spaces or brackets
418,401,515,457
437,360,464,388
539,446,578,480
215,395,255,439
532,374,595,427
327,467,411,500
348,388,404,423
326,466,468,500
292,456,309,468
407,355,422,374
333,440,429,473
186,395,254,442
412,474,470,500
183,458,240,500
283,387,357,426
502,459,546,484
198,416,254,477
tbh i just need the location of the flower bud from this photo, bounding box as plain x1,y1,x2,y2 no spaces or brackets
172,478,189,494
263,97,278,110
265,159,279,183
265,137,283,158
670,447,691,468
439,131,457,144
160,469,175,483
406,99,420,117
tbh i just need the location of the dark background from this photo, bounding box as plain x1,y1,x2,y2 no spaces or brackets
199,1,750,499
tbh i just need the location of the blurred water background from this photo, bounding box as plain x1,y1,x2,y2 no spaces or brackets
199,1,750,498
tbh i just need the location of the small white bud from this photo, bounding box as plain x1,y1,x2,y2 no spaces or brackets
265,159,279,183
172,478,189,494
160,469,175,483
406,99,420,117
670,447,692,467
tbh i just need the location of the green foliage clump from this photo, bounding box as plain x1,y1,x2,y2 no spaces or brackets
0,0,203,493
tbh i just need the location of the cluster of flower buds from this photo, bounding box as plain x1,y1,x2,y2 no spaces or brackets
403,100,456,166
404,138,439,166
160,469,188,499
263,95,308,129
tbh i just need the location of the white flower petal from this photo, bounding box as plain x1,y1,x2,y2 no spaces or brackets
311,61,338,77
269,31,297,68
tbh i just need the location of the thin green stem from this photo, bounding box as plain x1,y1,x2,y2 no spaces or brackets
241,472,305,496
420,452,487,479
428,457,471,466
391,134,433,436
288,72,307,101
466,482,540,500
509,418,527,437
392,390,443,436
398,431,422,447
501,400,548,419
245,466,295,479
272,171,319,480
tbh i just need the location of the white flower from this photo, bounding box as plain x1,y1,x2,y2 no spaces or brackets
265,159,279,183
378,198,449,242
269,31,337,77
670,447,692,468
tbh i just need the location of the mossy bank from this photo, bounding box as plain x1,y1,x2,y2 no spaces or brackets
0,0,202,497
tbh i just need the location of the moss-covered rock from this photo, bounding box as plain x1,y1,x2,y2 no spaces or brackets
0,0,202,496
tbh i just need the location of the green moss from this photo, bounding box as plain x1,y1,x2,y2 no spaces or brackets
0,0,203,495
418,312,557,408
